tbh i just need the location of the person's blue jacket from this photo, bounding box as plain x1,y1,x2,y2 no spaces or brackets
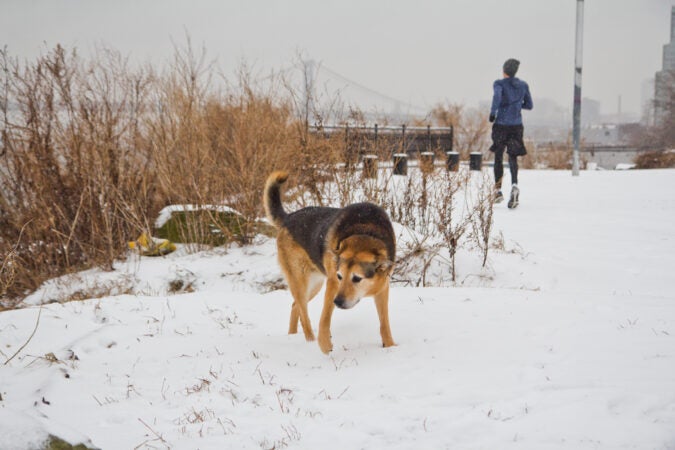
490,77,533,126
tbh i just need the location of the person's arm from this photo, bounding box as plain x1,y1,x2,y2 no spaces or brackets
522,84,533,110
490,81,502,121
490,81,502,117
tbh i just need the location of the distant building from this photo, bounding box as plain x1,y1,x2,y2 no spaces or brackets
654,6,675,124
641,78,655,125
525,98,568,128
581,97,600,126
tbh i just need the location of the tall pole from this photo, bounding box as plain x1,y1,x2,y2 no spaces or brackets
572,0,584,176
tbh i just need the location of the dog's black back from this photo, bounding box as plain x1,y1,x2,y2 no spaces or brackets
264,171,396,274
282,203,395,274
282,206,340,273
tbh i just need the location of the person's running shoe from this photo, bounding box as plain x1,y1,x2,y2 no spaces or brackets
507,185,520,209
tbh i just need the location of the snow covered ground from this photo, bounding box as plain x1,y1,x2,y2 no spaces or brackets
1,169,674,449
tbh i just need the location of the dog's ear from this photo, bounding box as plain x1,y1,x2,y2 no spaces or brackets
376,258,394,273
331,241,343,258
329,241,343,264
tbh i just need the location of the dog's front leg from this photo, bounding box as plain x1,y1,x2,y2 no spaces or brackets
374,284,395,348
318,279,337,354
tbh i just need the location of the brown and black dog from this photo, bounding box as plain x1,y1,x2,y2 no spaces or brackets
264,171,396,354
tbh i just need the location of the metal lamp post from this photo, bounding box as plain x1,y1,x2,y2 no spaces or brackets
572,0,584,176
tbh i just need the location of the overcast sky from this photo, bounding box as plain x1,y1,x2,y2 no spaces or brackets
2,0,674,117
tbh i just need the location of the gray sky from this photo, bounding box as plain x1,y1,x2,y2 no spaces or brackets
2,0,674,117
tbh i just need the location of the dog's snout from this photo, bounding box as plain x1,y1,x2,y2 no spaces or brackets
334,296,360,310
334,296,346,309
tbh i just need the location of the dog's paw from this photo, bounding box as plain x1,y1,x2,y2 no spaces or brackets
318,337,333,354
302,328,316,341
319,344,333,354
382,340,396,348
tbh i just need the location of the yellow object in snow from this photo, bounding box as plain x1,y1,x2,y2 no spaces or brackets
128,233,176,256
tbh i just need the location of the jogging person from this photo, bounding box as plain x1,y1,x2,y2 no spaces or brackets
489,58,533,208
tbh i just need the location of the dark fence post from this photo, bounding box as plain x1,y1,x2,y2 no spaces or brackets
449,126,454,152
469,152,483,171
393,153,408,176
362,154,378,179
374,123,379,155
446,151,460,172
426,125,431,152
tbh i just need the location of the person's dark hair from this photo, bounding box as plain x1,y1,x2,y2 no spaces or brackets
503,58,520,77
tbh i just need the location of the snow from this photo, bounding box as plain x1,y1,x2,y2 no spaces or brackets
1,169,675,449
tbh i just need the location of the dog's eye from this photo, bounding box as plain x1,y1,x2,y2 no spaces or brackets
337,273,343,280
352,275,362,283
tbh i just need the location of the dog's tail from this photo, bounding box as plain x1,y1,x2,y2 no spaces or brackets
264,171,289,228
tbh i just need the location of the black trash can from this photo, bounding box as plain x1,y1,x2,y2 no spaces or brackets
393,153,408,176
362,154,378,179
469,152,482,171
446,151,460,172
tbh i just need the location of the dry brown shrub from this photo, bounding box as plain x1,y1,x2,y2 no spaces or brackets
633,150,675,169
0,43,323,302
1,45,156,302
521,141,588,170
147,49,304,242
429,102,490,159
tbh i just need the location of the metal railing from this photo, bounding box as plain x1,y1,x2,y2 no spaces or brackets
309,124,454,158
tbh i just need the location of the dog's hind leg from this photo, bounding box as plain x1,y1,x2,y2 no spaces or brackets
277,233,317,341
374,284,395,348
286,271,323,340
288,271,323,334
288,303,300,334
282,282,311,341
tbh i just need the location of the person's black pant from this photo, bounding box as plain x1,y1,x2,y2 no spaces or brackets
494,149,518,188
490,124,527,189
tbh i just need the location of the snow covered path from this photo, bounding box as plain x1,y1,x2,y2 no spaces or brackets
1,169,674,449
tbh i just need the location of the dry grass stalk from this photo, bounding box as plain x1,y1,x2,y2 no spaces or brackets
434,170,472,281
469,171,496,268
